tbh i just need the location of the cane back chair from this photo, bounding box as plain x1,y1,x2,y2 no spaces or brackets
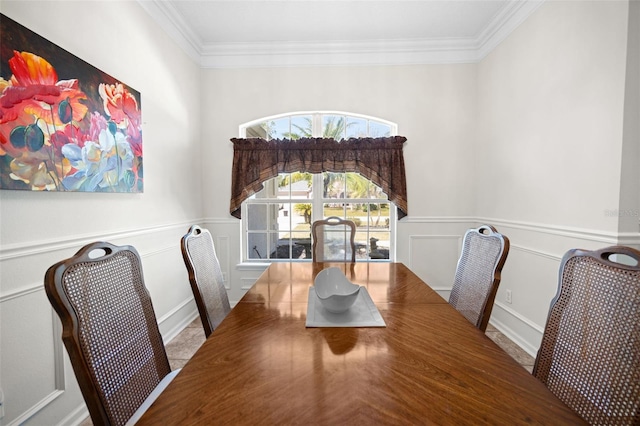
44,242,178,426
448,224,510,332
533,246,640,425
181,225,231,337
311,216,357,262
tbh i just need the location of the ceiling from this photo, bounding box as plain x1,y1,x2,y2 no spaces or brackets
138,0,544,68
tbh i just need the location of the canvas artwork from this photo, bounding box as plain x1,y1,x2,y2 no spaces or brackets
0,14,143,192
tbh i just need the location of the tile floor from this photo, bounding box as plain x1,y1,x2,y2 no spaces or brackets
485,324,535,373
165,318,206,370
80,319,535,425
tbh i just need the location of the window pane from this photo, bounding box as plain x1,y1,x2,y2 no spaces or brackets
247,204,267,231
287,173,313,198
241,112,396,262
246,122,269,138
323,172,345,198
368,180,387,199
270,117,290,139
277,174,291,197
369,121,391,137
345,116,367,138
345,172,369,199
369,203,391,229
322,115,346,139
323,202,346,219
369,231,390,259
291,203,312,230
270,232,290,259
248,233,268,260
290,115,312,139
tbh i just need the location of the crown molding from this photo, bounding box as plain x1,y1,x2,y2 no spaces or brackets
137,0,203,65
139,0,545,68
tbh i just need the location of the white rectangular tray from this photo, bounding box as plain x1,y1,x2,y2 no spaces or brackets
305,286,386,327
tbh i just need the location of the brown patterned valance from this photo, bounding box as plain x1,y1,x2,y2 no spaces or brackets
229,136,408,220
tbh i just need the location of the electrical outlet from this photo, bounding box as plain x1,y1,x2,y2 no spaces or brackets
505,290,512,304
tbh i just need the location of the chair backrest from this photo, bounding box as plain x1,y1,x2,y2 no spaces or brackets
181,225,231,338
44,242,171,426
533,245,640,425
448,224,510,332
311,216,357,262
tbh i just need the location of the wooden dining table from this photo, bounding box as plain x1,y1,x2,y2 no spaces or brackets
139,262,585,425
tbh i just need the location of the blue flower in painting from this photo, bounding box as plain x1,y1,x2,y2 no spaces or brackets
61,128,134,191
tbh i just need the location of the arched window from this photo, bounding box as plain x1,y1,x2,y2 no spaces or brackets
239,111,399,262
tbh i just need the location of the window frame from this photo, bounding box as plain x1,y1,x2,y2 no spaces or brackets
239,111,398,263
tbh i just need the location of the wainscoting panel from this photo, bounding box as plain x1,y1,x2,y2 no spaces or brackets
0,221,201,426
1,290,62,424
408,235,461,291
395,217,637,359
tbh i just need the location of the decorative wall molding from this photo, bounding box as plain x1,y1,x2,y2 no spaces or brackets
407,234,461,273
157,296,194,326
7,390,65,426
494,300,545,335
137,0,545,69
475,0,545,59
55,404,89,426
475,216,622,244
0,219,203,261
509,244,562,262
214,235,231,290
400,216,475,224
0,239,191,302
159,298,199,344
8,313,69,426
490,306,541,357
237,262,271,272
617,231,640,247
241,277,259,291
404,216,631,245
0,282,43,303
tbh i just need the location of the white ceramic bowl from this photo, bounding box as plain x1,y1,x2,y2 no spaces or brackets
314,267,361,313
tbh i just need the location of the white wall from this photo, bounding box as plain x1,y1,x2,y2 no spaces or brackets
476,0,639,354
619,0,640,238
1,0,639,424
200,64,479,303
202,0,640,357
0,1,203,424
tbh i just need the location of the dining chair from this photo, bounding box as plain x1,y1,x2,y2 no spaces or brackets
311,216,357,262
44,242,179,426
180,225,231,338
533,245,640,425
448,224,510,332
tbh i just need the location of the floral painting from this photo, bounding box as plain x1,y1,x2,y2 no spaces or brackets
0,14,143,192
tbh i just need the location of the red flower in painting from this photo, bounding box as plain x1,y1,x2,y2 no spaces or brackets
99,82,142,156
0,51,88,126
99,82,138,124
0,36,143,192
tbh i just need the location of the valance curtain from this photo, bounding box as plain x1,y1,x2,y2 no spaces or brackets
229,136,408,220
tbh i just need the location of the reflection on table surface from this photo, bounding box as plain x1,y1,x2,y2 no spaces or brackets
139,262,584,426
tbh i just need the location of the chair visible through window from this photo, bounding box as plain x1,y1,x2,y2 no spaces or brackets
533,245,640,425
181,225,231,338
311,216,357,262
44,242,179,426
448,224,510,332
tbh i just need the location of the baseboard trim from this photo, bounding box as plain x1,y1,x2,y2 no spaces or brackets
491,302,543,357
58,404,90,426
